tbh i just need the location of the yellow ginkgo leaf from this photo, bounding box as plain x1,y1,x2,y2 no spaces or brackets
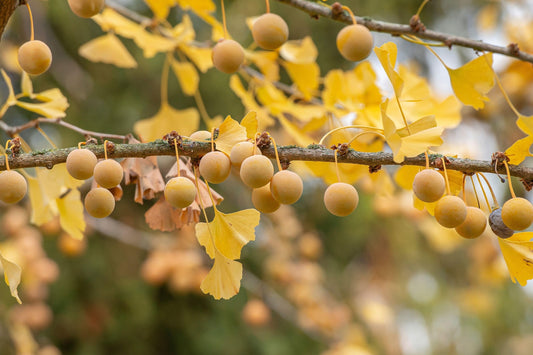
57,189,86,240
176,0,216,15
516,114,533,135
171,59,199,96
374,42,403,97
196,208,260,260
180,45,213,73
241,111,258,140
201,249,243,300
134,103,199,142
282,61,319,100
395,165,420,190
498,232,533,286
506,135,533,165
21,72,32,96
1,69,16,107
79,33,137,68
279,36,318,64
447,53,494,109
145,0,176,19
214,116,248,155
229,75,274,130
16,88,69,118
0,251,22,304
383,103,443,163
277,114,313,147
27,165,84,227
246,50,279,82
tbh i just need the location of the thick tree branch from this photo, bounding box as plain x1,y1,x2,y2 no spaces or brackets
2,141,532,181
276,0,533,64
0,0,18,40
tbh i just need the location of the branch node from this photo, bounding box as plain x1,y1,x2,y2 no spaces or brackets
508,43,520,55
409,15,426,32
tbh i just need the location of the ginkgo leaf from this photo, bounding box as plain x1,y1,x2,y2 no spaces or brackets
279,36,318,64
201,249,242,300
21,72,32,96
79,33,137,68
214,116,248,155
134,103,199,142
57,189,85,240
196,208,260,260
447,53,494,109
229,75,274,130
180,46,213,73
145,0,176,19
506,135,533,165
498,232,533,286
374,42,403,97
16,88,69,118
382,102,443,163
246,50,279,81
241,111,258,139
394,165,420,190
0,251,22,304
282,61,319,100
516,114,533,135
93,9,177,58
176,0,216,15
0,69,16,107
171,59,199,96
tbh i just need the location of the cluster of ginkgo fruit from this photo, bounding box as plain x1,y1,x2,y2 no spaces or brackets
412,162,533,239
212,1,374,74
164,130,360,217
16,0,104,76
66,146,121,218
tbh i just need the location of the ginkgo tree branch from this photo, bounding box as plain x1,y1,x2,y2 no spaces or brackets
0,0,18,41
2,140,533,181
276,0,533,64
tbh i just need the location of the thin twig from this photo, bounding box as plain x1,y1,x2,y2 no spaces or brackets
0,118,128,141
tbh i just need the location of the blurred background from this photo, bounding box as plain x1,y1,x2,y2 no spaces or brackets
1,0,533,354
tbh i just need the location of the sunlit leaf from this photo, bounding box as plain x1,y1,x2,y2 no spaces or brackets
214,116,248,155
498,232,533,286
447,53,494,109
16,88,69,118
171,59,199,96
506,135,533,165
145,0,176,19
201,250,242,300
180,46,213,73
0,251,22,304
196,208,260,260
374,42,403,97
241,111,258,139
134,103,199,142
246,50,279,81
282,61,319,100
57,189,85,240
79,33,137,68
229,75,274,130
279,36,318,64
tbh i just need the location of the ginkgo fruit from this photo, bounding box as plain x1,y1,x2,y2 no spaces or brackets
240,155,274,188
67,0,105,18
189,130,212,141
412,169,445,203
270,170,303,205
455,207,487,239
17,40,52,75
230,142,261,168
336,24,373,62
199,151,231,184
489,208,514,239
164,177,197,209
501,197,533,231
84,187,115,218
66,148,97,180
324,182,359,217
0,170,27,204
212,39,245,74
252,13,289,50
251,183,280,213
93,159,123,188
434,195,467,228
